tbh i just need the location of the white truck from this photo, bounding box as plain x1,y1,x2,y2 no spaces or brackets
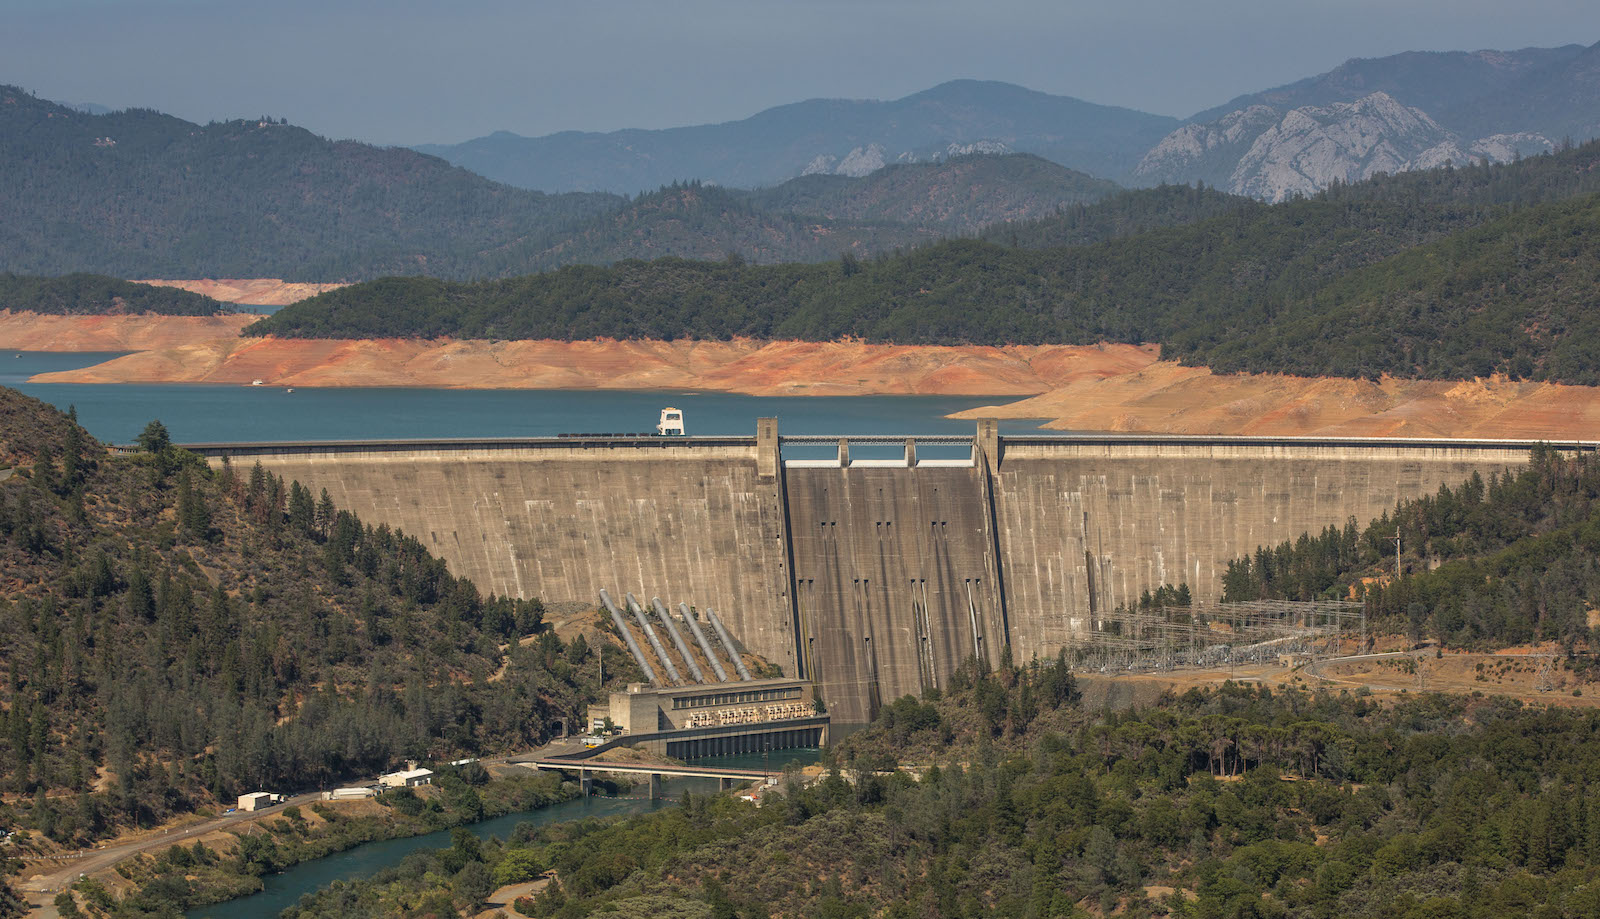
656,407,685,436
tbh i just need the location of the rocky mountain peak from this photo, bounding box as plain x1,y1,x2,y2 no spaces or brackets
1138,90,1554,202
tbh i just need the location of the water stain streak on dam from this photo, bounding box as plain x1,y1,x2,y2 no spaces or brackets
193,425,1573,724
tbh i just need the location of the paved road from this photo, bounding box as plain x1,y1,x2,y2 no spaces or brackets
1301,650,1426,691
15,740,580,916
17,791,322,917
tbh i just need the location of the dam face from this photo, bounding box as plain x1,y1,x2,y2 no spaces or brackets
210,437,800,678
989,438,1534,668
786,462,1006,722
195,427,1560,724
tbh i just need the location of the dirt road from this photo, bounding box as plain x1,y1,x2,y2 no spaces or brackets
17,791,321,916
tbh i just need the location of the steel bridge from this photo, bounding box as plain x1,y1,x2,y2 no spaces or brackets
512,758,778,798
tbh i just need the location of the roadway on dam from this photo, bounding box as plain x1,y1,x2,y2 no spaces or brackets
189,428,1586,723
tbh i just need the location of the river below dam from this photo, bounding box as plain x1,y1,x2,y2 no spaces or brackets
186,749,820,919
3,352,1046,446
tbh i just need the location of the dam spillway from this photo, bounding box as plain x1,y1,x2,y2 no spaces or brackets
190,425,1577,724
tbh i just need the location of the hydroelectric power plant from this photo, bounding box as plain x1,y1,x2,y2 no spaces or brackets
189,422,1563,725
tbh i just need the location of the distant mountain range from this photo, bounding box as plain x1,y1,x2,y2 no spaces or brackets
1188,42,1600,139
419,42,1600,201
414,80,1179,192
0,86,618,280
1139,43,1600,200
503,155,1119,271
1133,92,1555,202
5,40,1600,282
0,85,1119,280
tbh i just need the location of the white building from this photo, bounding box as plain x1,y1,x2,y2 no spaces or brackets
321,787,377,801
379,768,435,788
237,792,282,811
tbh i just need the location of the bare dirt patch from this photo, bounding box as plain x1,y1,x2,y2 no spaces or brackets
951,361,1600,439
1082,641,1600,710
475,873,557,919
0,310,255,352
31,337,1159,396
132,279,346,306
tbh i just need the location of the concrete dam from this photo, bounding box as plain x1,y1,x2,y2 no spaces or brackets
192,424,1564,724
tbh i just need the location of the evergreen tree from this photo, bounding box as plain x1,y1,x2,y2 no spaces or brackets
136,420,170,455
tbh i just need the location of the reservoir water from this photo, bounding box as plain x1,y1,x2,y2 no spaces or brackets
184,749,820,919
4,352,1047,446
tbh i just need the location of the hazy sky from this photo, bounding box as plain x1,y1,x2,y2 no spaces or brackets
6,0,1599,146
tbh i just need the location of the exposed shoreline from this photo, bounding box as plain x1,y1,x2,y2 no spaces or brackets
18,321,1158,398
8,311,1600,439
131,278,347,305
0,310,257,352
949,362,1600,439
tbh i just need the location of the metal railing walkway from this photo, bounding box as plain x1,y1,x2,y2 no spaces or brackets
512,758,776,781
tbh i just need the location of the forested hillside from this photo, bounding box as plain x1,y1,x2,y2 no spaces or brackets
255,140,1600,385
0,388,613,845
0,87,1141,281
1180,192,1600,380
356,158,1128,273
1223,446,1600,651
976,182,1257,249
496,183,940,270
746,154,1120,234
0,274,227,316
0,86,621,281
268,679,1600,919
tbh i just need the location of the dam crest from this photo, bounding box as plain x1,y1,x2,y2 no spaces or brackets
190,425,1581,723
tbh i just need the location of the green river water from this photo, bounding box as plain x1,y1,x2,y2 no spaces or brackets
184,750,821,919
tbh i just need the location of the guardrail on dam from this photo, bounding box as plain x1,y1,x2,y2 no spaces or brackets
187,426,1584,724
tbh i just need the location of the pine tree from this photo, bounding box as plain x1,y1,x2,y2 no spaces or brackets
176,470,210,539
288,481,315,536
316,489,336,537
61,420,84,492
126,566,154,621
30,446,55,493
247,462,267,514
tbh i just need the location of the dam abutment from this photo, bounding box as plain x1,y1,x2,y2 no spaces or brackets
193,429,1573,722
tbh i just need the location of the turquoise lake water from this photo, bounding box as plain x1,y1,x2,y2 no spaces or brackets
4,352,1047,446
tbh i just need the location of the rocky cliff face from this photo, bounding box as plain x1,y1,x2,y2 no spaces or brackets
1130,106,1280,188
802,140,1018,178
1136,92,1553,201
